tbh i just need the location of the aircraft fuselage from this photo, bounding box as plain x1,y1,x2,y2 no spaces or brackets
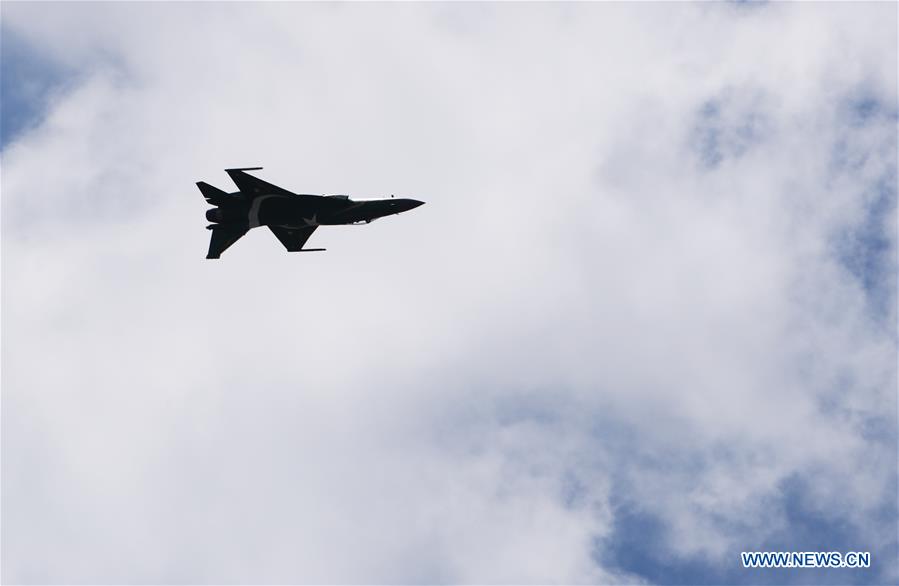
206,193,423,229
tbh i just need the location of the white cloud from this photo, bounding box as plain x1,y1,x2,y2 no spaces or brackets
2,2,895,583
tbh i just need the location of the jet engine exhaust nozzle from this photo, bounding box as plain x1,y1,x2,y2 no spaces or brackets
206,208,224,223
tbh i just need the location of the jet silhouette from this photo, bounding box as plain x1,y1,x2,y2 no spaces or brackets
198,167,424,259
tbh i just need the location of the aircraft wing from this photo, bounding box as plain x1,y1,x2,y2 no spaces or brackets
225,167,295,197
268,226,320,252
207,224,248,259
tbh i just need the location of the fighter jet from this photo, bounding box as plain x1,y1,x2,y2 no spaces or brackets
198,167,424,259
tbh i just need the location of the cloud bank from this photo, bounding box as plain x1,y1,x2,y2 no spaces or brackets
2,3,896,584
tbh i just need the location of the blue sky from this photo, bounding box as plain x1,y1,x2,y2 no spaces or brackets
1,27,72,148
2,3,896,584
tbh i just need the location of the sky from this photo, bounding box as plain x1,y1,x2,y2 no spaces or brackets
1,2,896,584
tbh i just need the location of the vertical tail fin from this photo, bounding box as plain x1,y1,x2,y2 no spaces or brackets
206,224,248,259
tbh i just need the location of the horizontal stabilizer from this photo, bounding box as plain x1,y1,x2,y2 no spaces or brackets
224,166,263,172
196,181,230,204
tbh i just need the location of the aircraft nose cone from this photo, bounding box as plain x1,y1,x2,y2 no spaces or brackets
390,198,425,214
